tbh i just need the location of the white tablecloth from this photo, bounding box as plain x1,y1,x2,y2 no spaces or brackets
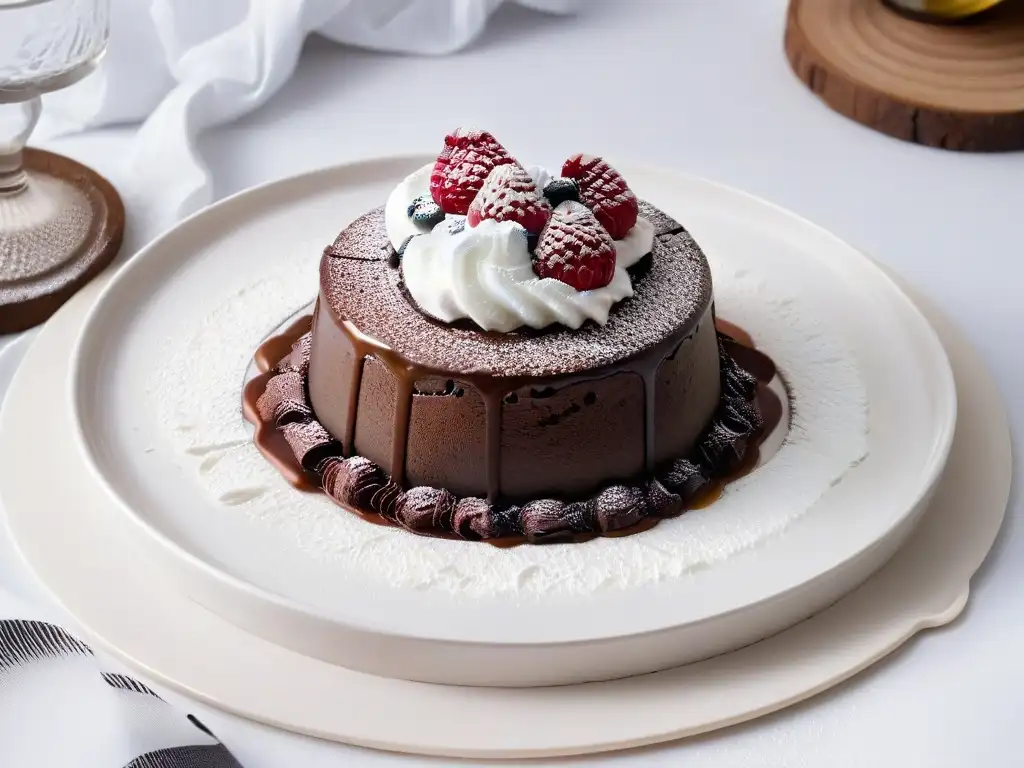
3,0,1023,765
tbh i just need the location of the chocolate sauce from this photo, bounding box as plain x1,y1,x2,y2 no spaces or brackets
254,315,311,374
717,319,777,383
715,319,753,349
242,372,318,490
242,316,787,546
343,356,365,456
391,374,414,487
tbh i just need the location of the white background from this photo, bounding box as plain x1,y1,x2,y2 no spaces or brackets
2,0,1023,765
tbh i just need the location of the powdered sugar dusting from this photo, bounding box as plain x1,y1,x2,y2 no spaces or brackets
562,154,639,239
467,164,550,233
148,232,868,600
431,130,515,215
449,152,493,187
533,201,616,290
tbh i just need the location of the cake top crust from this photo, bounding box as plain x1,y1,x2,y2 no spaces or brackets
319,200,713,379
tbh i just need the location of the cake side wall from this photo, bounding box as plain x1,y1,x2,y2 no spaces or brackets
654,312,721,465
499,373,646,501
307,298,723,503
405,380,488,497
307,293,357,448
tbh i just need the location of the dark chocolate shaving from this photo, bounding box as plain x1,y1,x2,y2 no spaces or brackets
594,485,648,533
719,339,758,399
646,478,683,519
697,421,748,475
562,499,596,532
280,421,340,471
661,458,710,501
276,334,312,376
256,370,311,426
722,398,762,436
490,505,523,538
519,499,574,543
452,497,495,540
371,482,404,522
323,456,387,510
724,364,757,397
395,486,457,533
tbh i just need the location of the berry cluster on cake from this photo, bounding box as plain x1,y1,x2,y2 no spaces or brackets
246,128,775,544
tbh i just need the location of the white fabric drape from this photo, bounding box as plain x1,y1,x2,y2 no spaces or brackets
41,0,580,239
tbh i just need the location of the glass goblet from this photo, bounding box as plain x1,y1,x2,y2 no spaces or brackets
0,0,112,326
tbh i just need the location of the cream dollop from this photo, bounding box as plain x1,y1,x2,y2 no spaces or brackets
386,163,654,332
384,164,435,248
613,216,655,269
402,218,634,332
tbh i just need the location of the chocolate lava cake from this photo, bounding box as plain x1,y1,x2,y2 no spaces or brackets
247,128,776,544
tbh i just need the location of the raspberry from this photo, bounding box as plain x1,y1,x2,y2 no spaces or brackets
532,201,617,291
429,127,516,215
561,154,639,240
466,164,551,234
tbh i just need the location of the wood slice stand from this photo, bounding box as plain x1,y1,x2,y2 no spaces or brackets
784,0,1024,151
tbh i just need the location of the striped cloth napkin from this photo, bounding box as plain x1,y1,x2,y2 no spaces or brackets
0,346,237,765
0,598,240,767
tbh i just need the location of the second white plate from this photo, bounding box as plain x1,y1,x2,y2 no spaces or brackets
67,157,956,686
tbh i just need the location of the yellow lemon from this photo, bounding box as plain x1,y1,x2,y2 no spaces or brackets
888,0,1006,18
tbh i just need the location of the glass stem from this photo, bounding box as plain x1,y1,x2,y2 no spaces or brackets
0,96,41,195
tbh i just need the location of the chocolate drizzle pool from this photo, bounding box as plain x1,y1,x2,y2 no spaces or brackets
243,315,784,546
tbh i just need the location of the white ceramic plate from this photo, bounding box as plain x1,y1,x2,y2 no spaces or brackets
1,272,1004,758
66,157,956,686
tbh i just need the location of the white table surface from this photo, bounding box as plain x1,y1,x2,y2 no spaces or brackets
2,1,1022,765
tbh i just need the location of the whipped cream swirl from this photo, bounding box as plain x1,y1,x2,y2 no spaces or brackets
402,218,634,333
385,164,654,332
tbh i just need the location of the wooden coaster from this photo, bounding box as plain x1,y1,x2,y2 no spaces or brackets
784,0,1024,151
0,148,124,333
